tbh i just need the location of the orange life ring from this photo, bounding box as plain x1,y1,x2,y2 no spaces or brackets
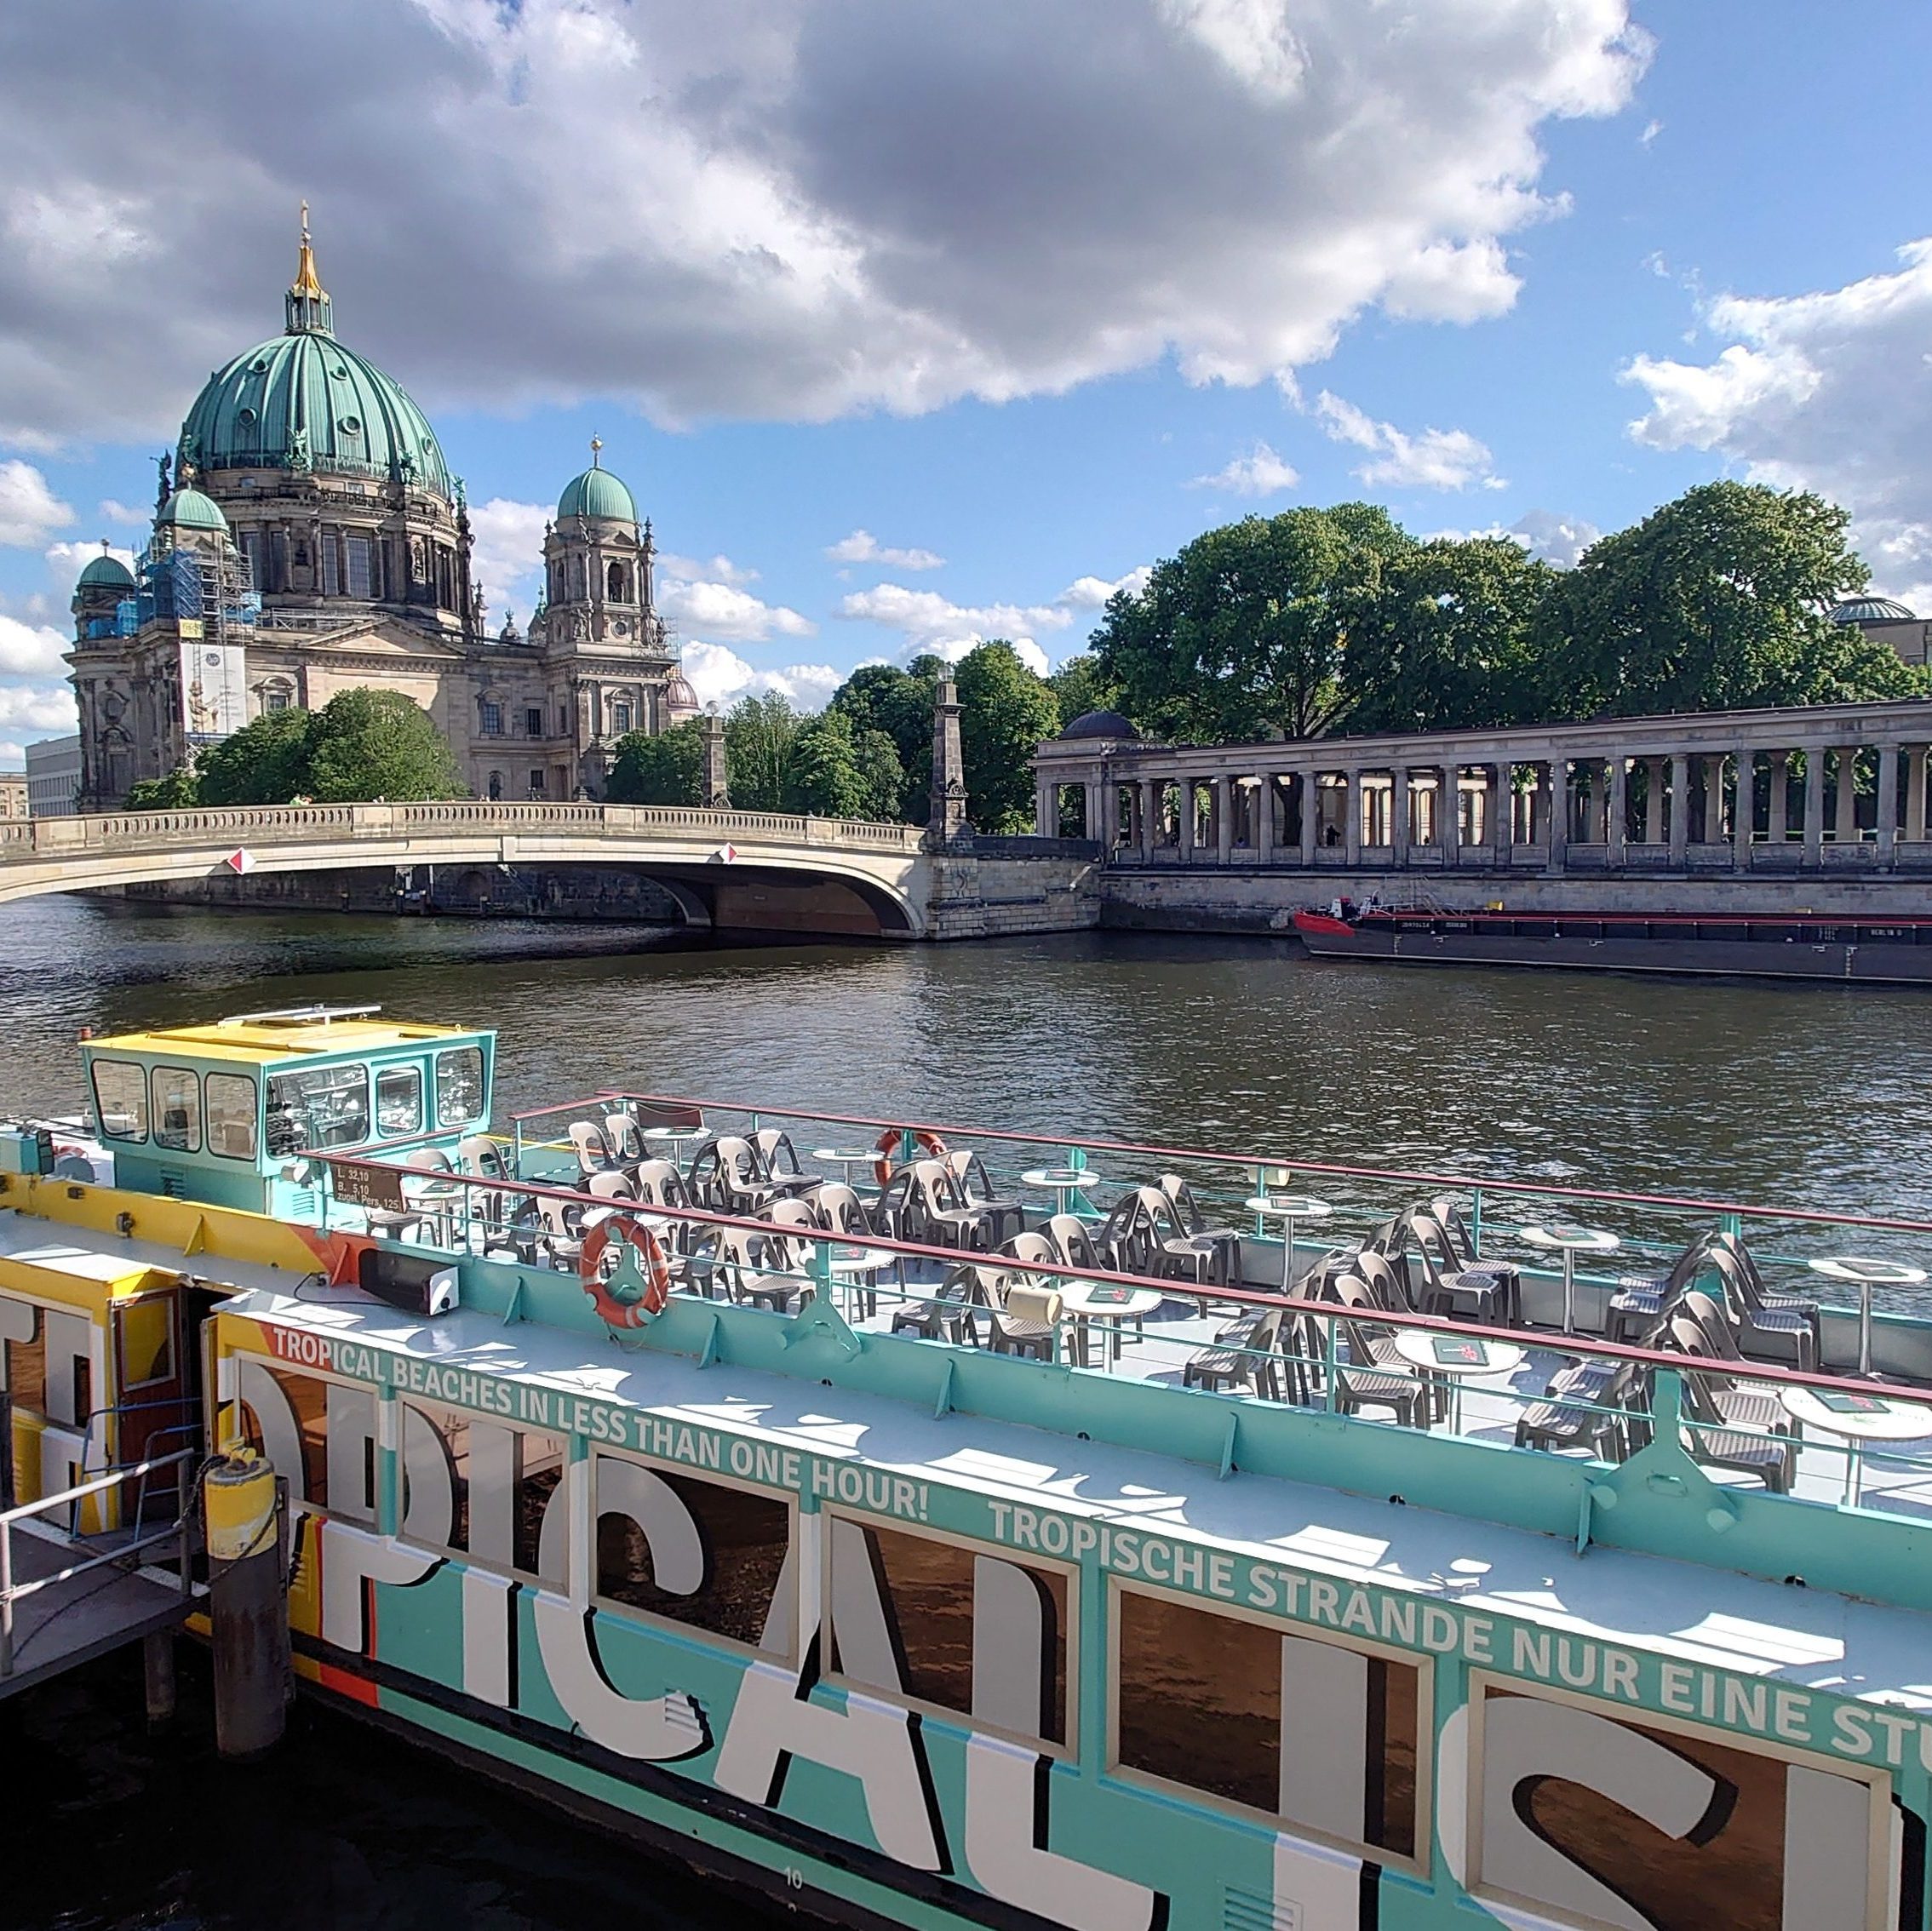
873,1126,948,1188
579,1214,672,1328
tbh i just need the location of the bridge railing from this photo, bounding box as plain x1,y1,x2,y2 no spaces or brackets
0,802,926,856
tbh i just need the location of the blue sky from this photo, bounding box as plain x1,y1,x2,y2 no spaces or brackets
4,0,1931,759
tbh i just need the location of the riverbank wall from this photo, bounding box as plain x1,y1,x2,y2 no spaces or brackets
107,865,687,923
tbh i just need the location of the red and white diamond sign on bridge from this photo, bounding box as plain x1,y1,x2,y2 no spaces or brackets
712,843,738,864
224,849,257,874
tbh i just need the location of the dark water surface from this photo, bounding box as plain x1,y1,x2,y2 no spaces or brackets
4,892,1932,1928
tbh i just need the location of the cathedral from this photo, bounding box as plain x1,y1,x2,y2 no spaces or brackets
66,216,698,808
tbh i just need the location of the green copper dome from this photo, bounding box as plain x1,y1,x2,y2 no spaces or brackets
175,227,450,499
158,486,229,532
76,549,136,589
558,456,637,524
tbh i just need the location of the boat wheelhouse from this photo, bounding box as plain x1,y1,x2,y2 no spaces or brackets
6,1057,1932,1930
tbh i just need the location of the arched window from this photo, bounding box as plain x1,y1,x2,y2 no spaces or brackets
479,698,503,736
607,561,628,602
570,555,587,601
261,683,293,714
610,699,633,735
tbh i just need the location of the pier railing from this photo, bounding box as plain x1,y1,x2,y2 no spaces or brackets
0,1447,197,1678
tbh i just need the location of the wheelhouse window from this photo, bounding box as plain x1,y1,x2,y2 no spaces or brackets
827,1517,1069,1746
92,1059,149,1142
1113,1587,1421,1864
204,1071,259,1160
266,1062,370,1155
595,1459,793,1653
150,1065,202,1153
434,1047,484,1129
376,1065,424,1137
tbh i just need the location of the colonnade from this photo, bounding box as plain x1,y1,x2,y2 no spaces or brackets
1031,703,1932,875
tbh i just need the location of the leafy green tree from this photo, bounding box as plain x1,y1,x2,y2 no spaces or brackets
829,657,940,819
195,706,318,805
304,689,467,801
1092,505,1412,742
722,692,802,811
126,765,203,811
606,719,704,805
953,640,1061,832
851,725,907,822
1339,537,1558,735
1537,481,1900,717
1046,652,1116,729
787,709,871,817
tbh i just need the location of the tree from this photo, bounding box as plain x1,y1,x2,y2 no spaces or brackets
126,766,202,811
196,706,318,805
1338,537,1558,735
304,689,467,801
606,719,704,805
829,658,940,820
722,692,802,811
1046,652,1116,729
1092,505,1412,742
850,725,907,822
787,710,870,818
1537,481,1903,718
953,640,1061,832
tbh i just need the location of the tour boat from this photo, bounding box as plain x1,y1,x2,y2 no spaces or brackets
1294,900,1932,983
6,1007,1932,1930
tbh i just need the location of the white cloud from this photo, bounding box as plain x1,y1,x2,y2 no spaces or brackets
1188,441,1299,496
826,530,945,570
1313,391,1503,490
1624,238,1932,601
98,497,149,526
1421,511,1601,569
0,2,1645,444
465,497,548,621
0,614,67,676
836,581,1079,664
1058,565,1153,609
658,551,759,589
45,538,135,584
0,459,72,546
0,679,76,736
680,641,841,712
662,578,815,644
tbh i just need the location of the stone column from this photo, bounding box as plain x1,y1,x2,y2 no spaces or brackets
1342,769,1362,866
1035,772,1056,837
1178,777,1196,862
1878,746,1900,859
1834,748,1859,843
1437,766,1458,853
1256,774,1276,864
1390,768,1410,865
1081,781,1101,842
1607,756,1627,864
1768,752,1790,843
1668,754,1689,866
1733,750,1754,868
1803,743,1825,862
702,710,730,808
1213,776,1233,864
1136,779,1156,857
928,674,968,840
1548,758,1569,872
1493,764,1513,865
1643,757,1666,843
1581,762,1602,844
1908,747,1929,844
1299,774,1318,866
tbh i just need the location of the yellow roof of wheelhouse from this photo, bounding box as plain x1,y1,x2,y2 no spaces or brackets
86,1011,484,1066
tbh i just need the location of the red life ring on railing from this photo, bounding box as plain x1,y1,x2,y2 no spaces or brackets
579,1215,672,1328
873,1126,948,1188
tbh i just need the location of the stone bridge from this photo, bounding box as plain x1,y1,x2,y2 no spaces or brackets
0,803,1104,942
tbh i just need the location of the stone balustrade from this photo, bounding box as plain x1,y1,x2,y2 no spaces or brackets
1032,696,1932,877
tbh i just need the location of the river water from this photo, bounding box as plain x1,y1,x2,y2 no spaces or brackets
4,891,1931,1928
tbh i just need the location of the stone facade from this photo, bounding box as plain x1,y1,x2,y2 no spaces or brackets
66,226,697,810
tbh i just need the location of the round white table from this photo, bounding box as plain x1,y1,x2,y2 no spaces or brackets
1520,1223,1620,1337
824,1241,898,1319
813,1147,880,1189
1779,1384,1932,1504
1057,1278,1167,1368
643,1126,707,1162
1022,1166,1103,1218
1393,1330,1526,1433
1244,1195,1333,1290
1806,1256,1928,1379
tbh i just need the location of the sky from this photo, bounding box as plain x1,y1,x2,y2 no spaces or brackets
3,0,1932,764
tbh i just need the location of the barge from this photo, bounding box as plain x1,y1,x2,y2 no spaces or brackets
5,1006,1932,1930
1295,902,1932,983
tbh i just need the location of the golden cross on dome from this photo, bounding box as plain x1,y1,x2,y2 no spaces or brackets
590,435,604,467
292,200,323,298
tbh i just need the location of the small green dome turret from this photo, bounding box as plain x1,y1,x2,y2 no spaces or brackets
558,439,637,524
76,547,136,591
158,485,229,532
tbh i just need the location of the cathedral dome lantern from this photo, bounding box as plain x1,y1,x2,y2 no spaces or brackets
175,213,452,500
75,545,136,593
557,439,639,526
